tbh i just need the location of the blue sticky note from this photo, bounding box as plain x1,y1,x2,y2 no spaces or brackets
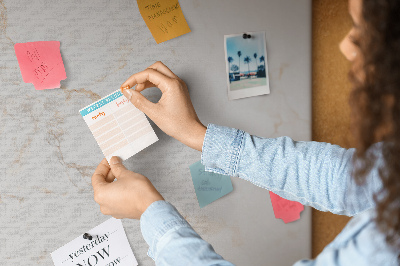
189,160,233,208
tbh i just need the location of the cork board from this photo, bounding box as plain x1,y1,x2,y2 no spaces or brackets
312,0,353,257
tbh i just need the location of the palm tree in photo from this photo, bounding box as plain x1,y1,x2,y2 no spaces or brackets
231,64,239,72
260,55,265,71
258,55,266,77
227,56,234,73
237,51,242,77
253,53,258,73
244,56,251,78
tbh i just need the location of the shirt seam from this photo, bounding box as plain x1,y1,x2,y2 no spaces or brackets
230,129,245,175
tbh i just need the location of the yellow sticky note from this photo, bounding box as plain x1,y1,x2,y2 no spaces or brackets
137,0,191,44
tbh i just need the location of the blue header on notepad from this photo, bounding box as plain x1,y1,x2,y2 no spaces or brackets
80,91,123,117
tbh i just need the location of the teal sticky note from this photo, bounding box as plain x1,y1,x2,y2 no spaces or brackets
189,160,233,208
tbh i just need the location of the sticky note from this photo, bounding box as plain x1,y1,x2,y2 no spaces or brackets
51,218,138,266
79,90,158,162
269,191,304,224
14,41,66,90
137,0,191,44
189,161,233,208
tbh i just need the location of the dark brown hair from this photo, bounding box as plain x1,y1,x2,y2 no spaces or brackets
350,0,400,253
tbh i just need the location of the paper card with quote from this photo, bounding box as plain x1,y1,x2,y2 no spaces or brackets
79,89,158,162
51,218,138,266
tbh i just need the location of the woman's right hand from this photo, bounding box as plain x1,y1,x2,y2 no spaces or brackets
120,61,207,151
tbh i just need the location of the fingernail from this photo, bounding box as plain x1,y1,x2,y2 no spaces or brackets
121,85,130,92
125,89,133,100
110,156,122,165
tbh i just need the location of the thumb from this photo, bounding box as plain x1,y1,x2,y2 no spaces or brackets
109,156,129,178
122,89,155,116
92,158,111,189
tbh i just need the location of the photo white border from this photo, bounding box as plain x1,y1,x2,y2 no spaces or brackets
224,31,270,100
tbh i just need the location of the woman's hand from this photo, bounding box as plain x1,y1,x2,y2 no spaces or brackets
120,61,206,151
91,157,164,219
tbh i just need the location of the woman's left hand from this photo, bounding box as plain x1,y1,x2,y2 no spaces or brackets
91,157,164,219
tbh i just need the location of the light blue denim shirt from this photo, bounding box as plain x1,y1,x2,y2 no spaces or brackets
140,124,399,265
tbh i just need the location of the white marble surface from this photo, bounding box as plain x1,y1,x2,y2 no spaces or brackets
0,0,311,265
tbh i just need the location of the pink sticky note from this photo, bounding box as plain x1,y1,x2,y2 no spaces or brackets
14,41,67,90
269,191,304,224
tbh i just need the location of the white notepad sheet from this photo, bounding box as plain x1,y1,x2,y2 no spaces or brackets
79,89,158,162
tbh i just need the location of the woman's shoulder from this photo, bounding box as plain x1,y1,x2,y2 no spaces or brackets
323,209,399,265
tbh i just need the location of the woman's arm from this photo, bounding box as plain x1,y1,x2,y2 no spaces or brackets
119,62,381,217
141,201,234,265
91,157,234,265
201,124,382,216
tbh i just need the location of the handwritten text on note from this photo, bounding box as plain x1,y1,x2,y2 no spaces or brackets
269,191,304,224
189,161,233,208
137,0,191,44
14,41,67,90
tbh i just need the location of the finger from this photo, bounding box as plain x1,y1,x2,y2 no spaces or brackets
147,61,177,79
100,206,111,216
121,81,155,93
121,89,158,117
135,81,156,92
121,68,173,94
105,169,116,183
125,61,178,92
91,159,110,189
109,156,130,179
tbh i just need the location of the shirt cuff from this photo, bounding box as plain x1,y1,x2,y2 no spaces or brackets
140,200,191,260
201,124,245,176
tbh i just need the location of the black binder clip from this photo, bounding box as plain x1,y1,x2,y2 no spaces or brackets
83,233,93,240
243,33,252,39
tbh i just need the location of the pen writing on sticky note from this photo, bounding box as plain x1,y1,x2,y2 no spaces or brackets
269,191,304,224
137,0,191,44
14,41,66,90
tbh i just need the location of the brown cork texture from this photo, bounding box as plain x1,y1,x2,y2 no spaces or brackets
312,0,354,258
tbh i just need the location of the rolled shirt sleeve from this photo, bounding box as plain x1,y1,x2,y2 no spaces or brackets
201,124,382,216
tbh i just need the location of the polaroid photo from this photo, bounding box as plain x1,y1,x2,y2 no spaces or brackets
224,31,270,100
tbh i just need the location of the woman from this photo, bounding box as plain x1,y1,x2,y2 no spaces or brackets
91,0,400,264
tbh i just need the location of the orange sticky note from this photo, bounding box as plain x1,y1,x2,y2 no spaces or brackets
137,0,191,44
14,41,67,90
269,191,304,224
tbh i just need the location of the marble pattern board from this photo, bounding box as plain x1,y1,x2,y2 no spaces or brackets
0,0,311,265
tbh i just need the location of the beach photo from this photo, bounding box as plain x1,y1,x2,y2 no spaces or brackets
224,31,270,100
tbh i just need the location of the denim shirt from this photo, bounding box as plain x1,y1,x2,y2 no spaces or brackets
140,124,399,265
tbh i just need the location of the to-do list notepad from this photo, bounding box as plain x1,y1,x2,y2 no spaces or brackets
80,90,158,162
